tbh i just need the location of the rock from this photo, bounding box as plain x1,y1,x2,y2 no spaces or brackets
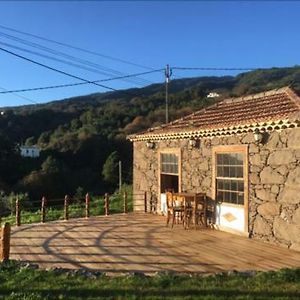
260,167,285,184
241,132,255,144
287,127,300,148
292,207,300,224
290,243,300,252
250,154,264,166
250,173,260,184
275,165,288,176
238,270,257,277
251,165,262,173
199,160,209,171
192,176,200,188
249,144,259,153
278,186,300,204
253,197,263,204
271,185,280,195
201,177,211,188
273,217,300,243
265,131,281,150
294,149,300,159
257,202,281,219
202,146,211,157
211,137,220,146
253,215,272,236
286,166,300,185
278,167,300,204
20,262,39,270
280,209,293,222
227,136,240,144
267,150,295,165
256,189,276,202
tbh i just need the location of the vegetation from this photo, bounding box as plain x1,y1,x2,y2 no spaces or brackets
0,66,299,202
0,185,133,226
0,261,299,299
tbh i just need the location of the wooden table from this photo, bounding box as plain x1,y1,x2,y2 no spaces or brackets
172,192,207,229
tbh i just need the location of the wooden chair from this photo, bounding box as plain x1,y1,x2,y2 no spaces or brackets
194,193,207,229
166,191,185,228
184,193,207,229
206,198,216,228
149,193,158,213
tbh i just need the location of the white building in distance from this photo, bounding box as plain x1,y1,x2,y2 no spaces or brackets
207,92,220,98
20,145,40,158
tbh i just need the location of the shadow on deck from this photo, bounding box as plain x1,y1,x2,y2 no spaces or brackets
10,213,300,275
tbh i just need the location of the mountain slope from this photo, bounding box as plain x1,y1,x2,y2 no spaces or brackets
0,66,299,198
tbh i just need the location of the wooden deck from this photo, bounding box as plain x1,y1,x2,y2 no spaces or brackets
10,213,300,275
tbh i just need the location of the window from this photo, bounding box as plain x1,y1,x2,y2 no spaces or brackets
161,153,178,174
216,153,244,205
160,153,179,193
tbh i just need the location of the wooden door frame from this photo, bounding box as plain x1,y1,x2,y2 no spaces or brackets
158,148,182,195
212,145,249,234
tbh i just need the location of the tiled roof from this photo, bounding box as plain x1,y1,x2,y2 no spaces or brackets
128,87,300,141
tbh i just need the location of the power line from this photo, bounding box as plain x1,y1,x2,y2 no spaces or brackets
0,46,130,94
0,85,39,105
172,67,260,71
0,23,155,71
0,69,164,94
0,40,152,86
0,30,153,86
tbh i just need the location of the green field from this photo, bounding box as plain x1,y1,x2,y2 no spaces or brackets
1,192,133,227
0,261,299,300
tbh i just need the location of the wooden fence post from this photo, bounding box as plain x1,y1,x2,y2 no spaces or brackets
15,198,21,226
144,191,147,213
85,193,90,219
104,193,109,216
0,222,11,262
64,195,69,221
123,191,128,214
41,196,46,223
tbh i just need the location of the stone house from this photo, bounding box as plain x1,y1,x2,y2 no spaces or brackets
128,86,300,251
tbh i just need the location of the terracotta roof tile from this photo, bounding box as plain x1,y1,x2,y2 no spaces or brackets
129,87,300,141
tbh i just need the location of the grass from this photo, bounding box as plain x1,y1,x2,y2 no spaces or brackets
0,261,299,299
0,193,133,227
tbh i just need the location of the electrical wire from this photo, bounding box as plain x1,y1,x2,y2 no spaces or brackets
0,24,155,71
0,30,153,86
0,69,164,94
172,67,261,71
0,85,39,105
0,46,132,95
0,40,153,86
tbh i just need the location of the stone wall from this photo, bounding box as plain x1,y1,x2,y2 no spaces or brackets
132,127,300,251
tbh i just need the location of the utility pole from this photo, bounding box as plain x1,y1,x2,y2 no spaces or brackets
165,64,172,124
118,160,122,193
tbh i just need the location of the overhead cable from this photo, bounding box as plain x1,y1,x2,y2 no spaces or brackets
0,46,129,94
0,24,155,71
0,69,164,94
172,67,260,71
0,30,153,86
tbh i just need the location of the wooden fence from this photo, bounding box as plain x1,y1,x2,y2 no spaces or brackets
0,190,153,261
133,191,157,213
12,191,131,227
0,223,10,262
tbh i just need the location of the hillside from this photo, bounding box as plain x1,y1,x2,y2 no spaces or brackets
0,66,299,200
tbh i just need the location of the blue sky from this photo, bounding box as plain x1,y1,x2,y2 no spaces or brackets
0,1,299,107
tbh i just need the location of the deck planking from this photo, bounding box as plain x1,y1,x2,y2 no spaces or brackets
9,213,300,275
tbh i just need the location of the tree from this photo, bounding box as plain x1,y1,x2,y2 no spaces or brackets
25,136,35,146
102,151,119,186
41,156,61,174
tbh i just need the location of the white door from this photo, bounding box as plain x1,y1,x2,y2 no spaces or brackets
216,203,245,233
213,149,248,234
